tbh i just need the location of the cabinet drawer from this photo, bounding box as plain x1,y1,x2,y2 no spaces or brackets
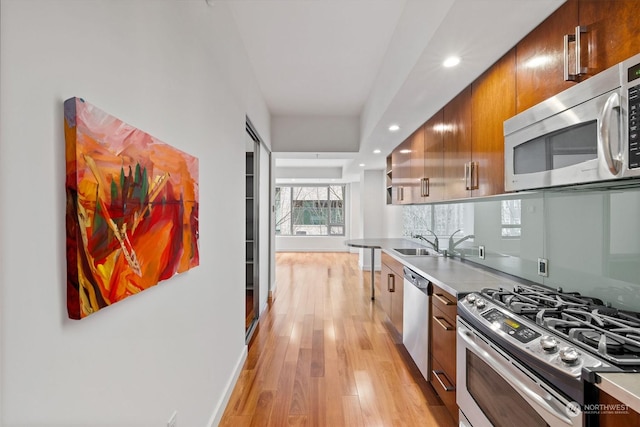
432,284,457,319
431,356,458,424
431,305,456,384
381,252,404,276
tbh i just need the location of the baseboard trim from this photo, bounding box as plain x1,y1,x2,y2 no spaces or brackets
274,248,349,253
207,345,248,427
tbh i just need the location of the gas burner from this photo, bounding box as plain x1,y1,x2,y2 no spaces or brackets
478,284,640,366
579,331,625,354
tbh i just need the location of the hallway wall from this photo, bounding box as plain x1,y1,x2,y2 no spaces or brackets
0,1,269,425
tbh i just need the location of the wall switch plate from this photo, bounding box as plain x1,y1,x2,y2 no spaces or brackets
537,258,548,277
478,245,485,260
168,411,177,427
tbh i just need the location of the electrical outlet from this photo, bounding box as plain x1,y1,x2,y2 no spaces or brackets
168,411,177,427
478,245,485,260
537,258,548,277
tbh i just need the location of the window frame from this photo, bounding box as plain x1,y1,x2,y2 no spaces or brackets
275,184,346,237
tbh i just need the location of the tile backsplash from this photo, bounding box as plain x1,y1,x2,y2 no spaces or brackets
403,187,640,312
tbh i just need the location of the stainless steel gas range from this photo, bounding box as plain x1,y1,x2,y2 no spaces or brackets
456,284,640,427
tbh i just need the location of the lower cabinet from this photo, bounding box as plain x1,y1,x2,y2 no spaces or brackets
380,253,404,336
430,284,458,424
598,389,640,427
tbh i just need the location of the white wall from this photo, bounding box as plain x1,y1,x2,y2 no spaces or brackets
359,170,385,270
272,115,359,152
0,1,269,426
258,143,271,315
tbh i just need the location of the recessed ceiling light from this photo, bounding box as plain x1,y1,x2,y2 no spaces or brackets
443,56,461,68
388,124,400,132
359,163,366,167
399,149,412,154
373,149,381,154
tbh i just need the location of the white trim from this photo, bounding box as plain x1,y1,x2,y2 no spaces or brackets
207,345,248,427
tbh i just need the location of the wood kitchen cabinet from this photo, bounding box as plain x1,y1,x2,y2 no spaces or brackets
516,0,640,113
391,137,412,204
423,110,444,202
515,0,578,113
410,125,428,203
471,49,516,197
379,253,404,336
598,389,640,427
443,85,473,201
430,284,458,423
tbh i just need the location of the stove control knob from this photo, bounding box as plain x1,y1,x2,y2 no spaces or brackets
559,347,580,365
540,335,558,353
466,294,477,304
475,299,486,309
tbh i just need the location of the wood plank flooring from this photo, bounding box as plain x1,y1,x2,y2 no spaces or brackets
220,252,456,426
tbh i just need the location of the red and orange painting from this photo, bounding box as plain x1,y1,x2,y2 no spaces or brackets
64,97,199,319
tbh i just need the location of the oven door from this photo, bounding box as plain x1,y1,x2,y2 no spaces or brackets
457,318,583,427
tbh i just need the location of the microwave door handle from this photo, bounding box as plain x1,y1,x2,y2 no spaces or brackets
599,91,622,175
458,326,575,424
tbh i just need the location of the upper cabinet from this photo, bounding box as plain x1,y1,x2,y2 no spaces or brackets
578,0,640,75
410,125,427,203
391,137,412,204
516,0,640,113
471,49,516,197
515,0,579,113
388,0,640,204
423,110,445,202
443,86,473,201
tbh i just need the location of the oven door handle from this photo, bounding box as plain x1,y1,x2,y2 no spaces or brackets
458,325,576,425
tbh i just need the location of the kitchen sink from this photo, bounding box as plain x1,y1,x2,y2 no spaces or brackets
393,248,440,256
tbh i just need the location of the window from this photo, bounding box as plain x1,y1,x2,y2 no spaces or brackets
501,199,522,238
275,185,345,236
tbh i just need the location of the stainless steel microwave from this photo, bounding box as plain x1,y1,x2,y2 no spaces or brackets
504,52,640,192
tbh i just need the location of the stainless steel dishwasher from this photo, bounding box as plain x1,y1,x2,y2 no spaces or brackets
402,266,430,381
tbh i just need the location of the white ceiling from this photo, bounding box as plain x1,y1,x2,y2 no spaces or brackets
228,0,566,181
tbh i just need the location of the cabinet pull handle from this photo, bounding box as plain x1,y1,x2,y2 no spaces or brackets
574,25,587,77
432,370,456,392
564,26,587,81
388,274,395,292
464,162,471,190
470,161,478,190
434,293,455,306
421,177,429,197
434,316,454,331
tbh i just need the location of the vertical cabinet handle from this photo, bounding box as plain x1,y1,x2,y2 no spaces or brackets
564,26,587,81
396,186,404,202
387,273,395,292
574,25,587,77
464,163,471,190
420,177,429,197
471,161,478,190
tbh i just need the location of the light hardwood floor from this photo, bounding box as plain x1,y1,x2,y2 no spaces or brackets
220,252,456,426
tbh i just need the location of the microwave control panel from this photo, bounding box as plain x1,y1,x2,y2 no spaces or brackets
629,84,640,169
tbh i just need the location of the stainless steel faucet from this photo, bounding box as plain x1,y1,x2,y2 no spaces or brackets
412,229,439,252
448,229,475,255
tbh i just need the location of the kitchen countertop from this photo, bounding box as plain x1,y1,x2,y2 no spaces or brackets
346,238,523,297
347,238,640,413
597,373,640,414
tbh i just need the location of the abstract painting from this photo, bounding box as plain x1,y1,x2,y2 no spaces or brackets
64,97,199,319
